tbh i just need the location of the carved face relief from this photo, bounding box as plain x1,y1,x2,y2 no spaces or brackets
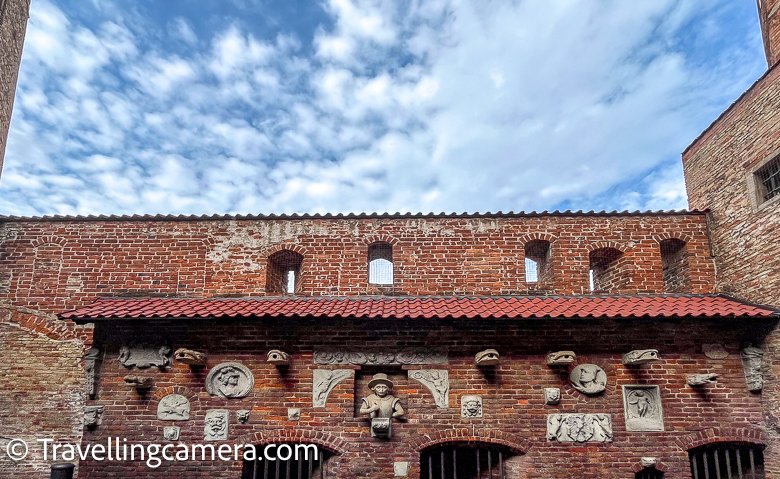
570,364,608,395
544,388,561,405
205,363,254,399
237,410,250,424
84,406,104,428
288,408,301,421
157,394,191,421
163,426,180,441
204,410,229,441
461,395,483,418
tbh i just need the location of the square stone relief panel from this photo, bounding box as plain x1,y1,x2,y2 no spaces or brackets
622,385,664,432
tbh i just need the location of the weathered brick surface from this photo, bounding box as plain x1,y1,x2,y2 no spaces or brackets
0,0,29,177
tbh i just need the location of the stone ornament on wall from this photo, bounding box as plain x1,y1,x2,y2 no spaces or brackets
312,369,352,408
394,461,409,477
570,364,607,395
267,350,291,365
119,345,172,369
703,344,729,359
85,347,101,399
124,375,154,389
157,394,191,421
163,426,180,441
622,385,664,432
641,457,658,469
622,349,659,366
408,370,449,408
547,351,576,366
360,373,405,438
174,348,207,366
687,373,717,386
314,348,447,365
237,410,250,424
206,362,254,399
288,408,301,421
461,395,483,418
741,346,765,392
204,409,229,441
547,414,613,443
475,349,500,366
544,388,561,405
84,406,104,428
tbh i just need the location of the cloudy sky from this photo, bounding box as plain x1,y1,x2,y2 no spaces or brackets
0,0,767,216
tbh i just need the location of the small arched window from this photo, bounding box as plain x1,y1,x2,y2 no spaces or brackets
525,239,551,284
660,238,689,293
368,242,393,285
266,250,304,294
689,443,765,479
421,443,518,479
588,247,625,292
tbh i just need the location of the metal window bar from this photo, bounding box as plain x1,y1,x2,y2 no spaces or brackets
243,449,330,479
757,157,780,201
690,445,764,479
422,445,508,479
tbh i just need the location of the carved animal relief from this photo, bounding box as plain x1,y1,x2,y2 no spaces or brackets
312,369,352,408
157,394,191,421
547,351,576,366
570,364,608,395
687,373,717,386
124,375,154,389
741,346,765,392
206,362,254,399
408,370,449,408
460,395,483,418
622,349,659,365
204,410,229,441
622,385,664,431
163,426,180,441
174,348,206,366
119,345,172,369
547,414,613,443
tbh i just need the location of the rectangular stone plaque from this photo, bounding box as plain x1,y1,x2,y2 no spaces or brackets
622,385,664,432
546,413,612,443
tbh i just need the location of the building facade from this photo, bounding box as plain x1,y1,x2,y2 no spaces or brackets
0,0,29,179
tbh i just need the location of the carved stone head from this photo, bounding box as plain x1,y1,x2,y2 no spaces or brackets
267,350,291,365
237,410,250,424
544,388,561,405
461,395,483,418
475,349,500,366
547,351,576,366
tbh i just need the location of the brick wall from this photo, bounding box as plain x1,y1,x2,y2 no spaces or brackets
0,0,29,177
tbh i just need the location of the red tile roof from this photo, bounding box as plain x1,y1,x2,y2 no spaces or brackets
59,295,777,320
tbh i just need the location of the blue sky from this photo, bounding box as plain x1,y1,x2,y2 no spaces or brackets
0,0,767,216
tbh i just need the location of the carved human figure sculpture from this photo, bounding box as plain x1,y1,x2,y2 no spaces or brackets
360,373,404,438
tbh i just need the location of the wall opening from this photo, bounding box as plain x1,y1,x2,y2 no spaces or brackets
588,247,626,293
266,250,304,294
636,468,664,479
241,444,336,479
660,238,689,293
688,443,765,479
368,242,393,285
421,443,518,479
524,240,551,284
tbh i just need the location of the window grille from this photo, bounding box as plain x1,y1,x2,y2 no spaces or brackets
421,444,514,479
756,156,780,203
241,446,334,479
636,468,664,479
368,243,393,285
524,240,551,284
266,250,303,295
524,258,538,283
689,443,765,479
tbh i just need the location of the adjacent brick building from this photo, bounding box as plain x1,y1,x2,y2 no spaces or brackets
0,0,29,179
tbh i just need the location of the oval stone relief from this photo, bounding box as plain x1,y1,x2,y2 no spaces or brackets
205,362,255,399
570,364,607,395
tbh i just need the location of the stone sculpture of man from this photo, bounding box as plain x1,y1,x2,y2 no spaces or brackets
359,373,404,419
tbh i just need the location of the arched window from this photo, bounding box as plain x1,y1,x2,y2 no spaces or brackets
636,468,664,479
660,238,689,293
266,250,304,294
524,239,551,284
588,247,625,293
421,443,517,479
368,242,393,285
241,443,336,479
689,443,765,479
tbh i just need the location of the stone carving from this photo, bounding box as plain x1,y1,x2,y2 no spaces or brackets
157,394,191,421
204,409,229,441
123,375,154,389
544,388,561,405
118,345,172,369
84,406,104,428
314,348,446,365
741,346,765,392
394,461,409,477
687,373,718,386
85,347,101,399
622,385,664,431
641,457,658,468
267,350,291,365
360,373,405,438
475,349,500,366
461,395,483,418
570,364,607,395
288,408,301,421
206,362,254,399
371,418,391,438
622,349,659,366
546,414,613,443
546,351,576,366
703,344,729,359
237,410,250,424
312,369,352,408
174,348,206,366
163,426,180,441
408,370,449,408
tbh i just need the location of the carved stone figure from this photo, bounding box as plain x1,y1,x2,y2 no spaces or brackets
84,406,104,428
288,408,301,421
371,417,392,438
312,369,352,408
408,370,449,408
237,410,250,424
174,348,206,366
123,375,154,389
570,364,608,395
163,426,180,441
314,348,447,365
741,346,765,392
84,347,101,399
475,349,500,366
118,345,172,369
205,362,254,399
544,388,561,405
546,414,613,443
622,349,659,366
546,351,576,366
641,457,658,468
622,385,664,431
460,395,483,418
687,373,718,386
204,409,229,441
157,394,191,421
360,373,405,438
267,350,291,365
703,344,729,359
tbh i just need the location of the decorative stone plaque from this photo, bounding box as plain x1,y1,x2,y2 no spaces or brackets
394,461,409,477
622,385,664,432
622,349,659,366
461,395,483,418
687,373,717,386
204,409,229,441
84,406,104,428
163,426,180,441
703,344,729,359
288,408,301,421
237,410,250,424
570,364,607,395
157,394,191,421
314,348,446,365
544,388,561,405
408,370,449,408
205,362,254,399
741,346,765,392
546,414,613,443
118,345,172,369
85,347,101,399
312,369,352,408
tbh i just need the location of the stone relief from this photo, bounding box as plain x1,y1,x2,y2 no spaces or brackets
408,370,449,408
622,385,664,432
174,348,206,366
622,349,659,366
741,346,765,392
123,375,154,389
157,394,191,421
547,414,613,443
687,373,717,386
360,374,405,438
475,349,500,366
85,347,101,399
546,351,576,366
312,369,353,408
394,461,409,477
204,409,229,441
314,348,447,365
118,345,172,369
84,406,104,428
205,362,255,399
267,350,291,365
641,457,658,469
570,364,608,395
544,388,561,405
371,417,391,439
703,344,729,359
237,410,250,424
460,395,483,418
288,408,301,421
163,426,180,441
